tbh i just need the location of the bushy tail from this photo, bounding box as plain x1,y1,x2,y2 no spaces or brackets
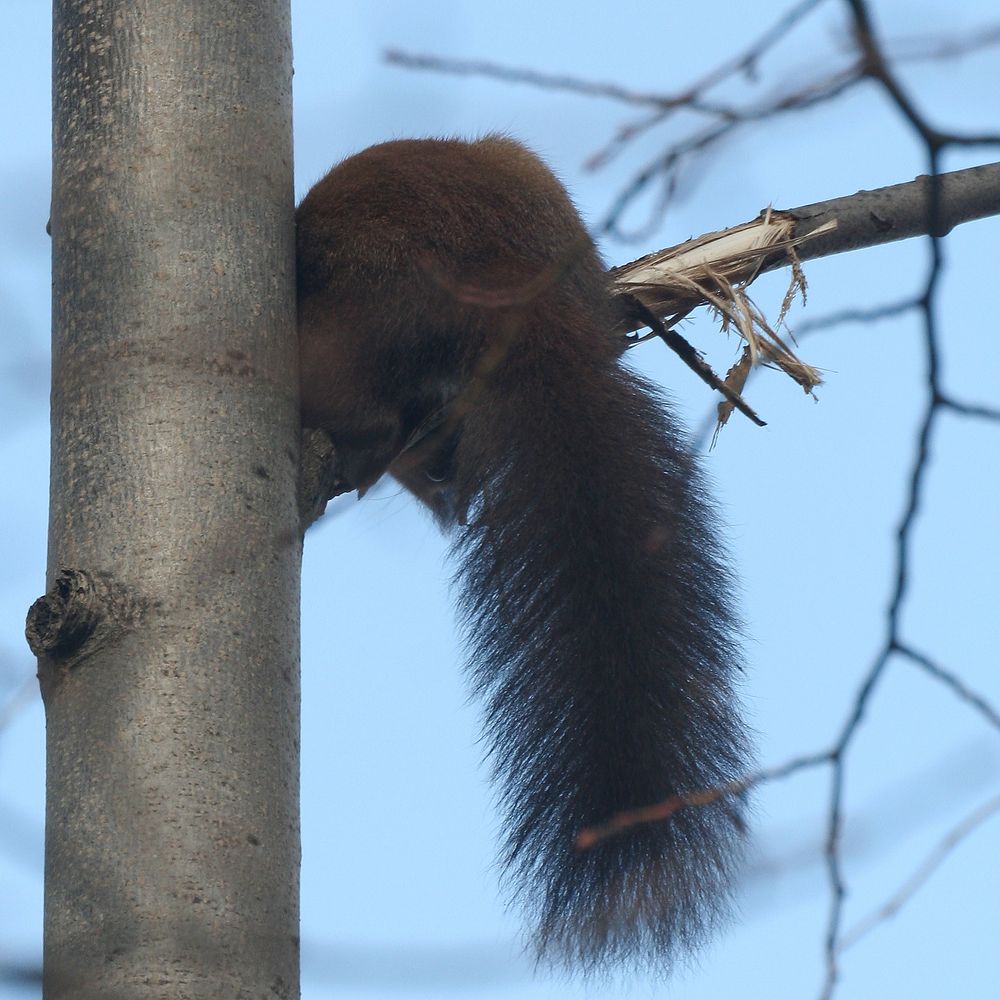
450,329,751,971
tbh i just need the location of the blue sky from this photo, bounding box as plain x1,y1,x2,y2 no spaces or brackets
2,2,999,998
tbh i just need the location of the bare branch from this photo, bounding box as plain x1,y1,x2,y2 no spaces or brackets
793,297,919,335
612,161,1000,304
385,50,689,110
895,643,1000,733
388,9,1000,233
386,0,827,120
607,161,1000,410
839,794,1000,953
889,23,1000,62
938,396,1000,422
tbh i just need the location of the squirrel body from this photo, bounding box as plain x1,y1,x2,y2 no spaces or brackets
296,136,750,971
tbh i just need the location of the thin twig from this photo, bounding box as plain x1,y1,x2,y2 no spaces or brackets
894,643,1000,732
839,794,1000,952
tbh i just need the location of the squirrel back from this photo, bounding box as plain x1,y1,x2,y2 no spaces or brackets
296,135,751,970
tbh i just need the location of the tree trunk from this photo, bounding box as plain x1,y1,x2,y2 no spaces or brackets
37,2,298,996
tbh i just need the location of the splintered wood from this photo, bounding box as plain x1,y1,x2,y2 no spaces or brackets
610,210,828,433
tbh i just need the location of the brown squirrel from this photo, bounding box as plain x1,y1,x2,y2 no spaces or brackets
296,136,750,971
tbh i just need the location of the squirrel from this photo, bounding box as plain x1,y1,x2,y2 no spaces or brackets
296,135,751,972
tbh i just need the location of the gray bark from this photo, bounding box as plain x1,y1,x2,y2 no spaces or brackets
610,161,1000,296
38,2,298,997
773,160,1000,264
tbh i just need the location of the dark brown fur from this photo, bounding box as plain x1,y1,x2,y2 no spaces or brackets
297,136,750,971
